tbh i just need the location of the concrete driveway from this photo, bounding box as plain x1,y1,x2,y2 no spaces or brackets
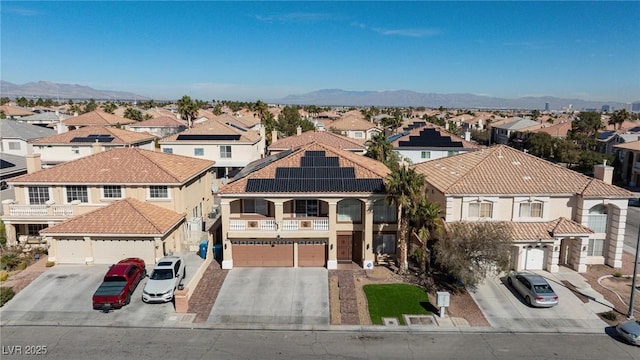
470,271,608,331
208,268,329,325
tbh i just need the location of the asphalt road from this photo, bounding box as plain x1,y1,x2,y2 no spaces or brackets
1,326,639,360
625,206,640,254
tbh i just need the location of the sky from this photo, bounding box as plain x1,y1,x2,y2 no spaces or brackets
1,1,639,103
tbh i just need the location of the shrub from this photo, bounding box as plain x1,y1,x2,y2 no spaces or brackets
0,287,15,307
16,261,28,271
45,261,55,268
601,311,617,321
1,253,21,271
613,272,623,278
0,270,8,282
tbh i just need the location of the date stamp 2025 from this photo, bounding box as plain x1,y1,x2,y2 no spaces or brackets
1,345,48,356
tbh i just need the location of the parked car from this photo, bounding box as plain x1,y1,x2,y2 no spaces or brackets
507,271,559,307
142,256,185,303
616,319,640,346
92,258,146,311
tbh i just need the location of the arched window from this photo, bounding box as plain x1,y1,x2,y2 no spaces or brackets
587,204,608,233
337,199,361,222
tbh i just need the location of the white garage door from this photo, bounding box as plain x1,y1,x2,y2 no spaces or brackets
56,239,88,264
92,239,156,265
525,248,545,270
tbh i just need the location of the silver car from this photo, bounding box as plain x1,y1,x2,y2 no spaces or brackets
616,320,640,346
507,271,559,307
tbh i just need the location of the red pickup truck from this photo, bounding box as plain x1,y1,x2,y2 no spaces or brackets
92,258,146,311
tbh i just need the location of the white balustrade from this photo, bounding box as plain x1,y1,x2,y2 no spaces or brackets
229,219,246,231
314,218,329,230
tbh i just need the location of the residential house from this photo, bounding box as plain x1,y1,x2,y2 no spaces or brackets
29,126,156,167
329,116,382,141
412,145,633,273
531,121,573,139
61,110,135,131
213,113,261,132
159,118,265,183
127,116,187,138
217,142,397,270
491,117,543,145
0,119,56,157
268,129,366,156
389,122,481,165
1,147,216,264
15,111,72,128
0,105,34,119
599,129,640,156
614,140,640,186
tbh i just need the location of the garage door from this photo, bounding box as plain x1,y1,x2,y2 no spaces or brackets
524,248,544,270
92,239,156,265
56,239,88,264
233,240,293,267
298,241,326,267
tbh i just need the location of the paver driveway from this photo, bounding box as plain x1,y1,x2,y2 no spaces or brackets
208,267,329,325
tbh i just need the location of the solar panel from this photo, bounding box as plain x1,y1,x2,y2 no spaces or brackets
70,136,114,143
176,134,241,141
304,150,326,157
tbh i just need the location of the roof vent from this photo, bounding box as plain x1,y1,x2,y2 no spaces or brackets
522,175,532,181
512,161,521,166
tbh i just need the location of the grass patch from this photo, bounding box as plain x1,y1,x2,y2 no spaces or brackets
364,283,431,325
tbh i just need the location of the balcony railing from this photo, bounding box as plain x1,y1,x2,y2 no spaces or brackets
282,218,329,231
229,219,277,231
8,204,75,217
229,217,329,231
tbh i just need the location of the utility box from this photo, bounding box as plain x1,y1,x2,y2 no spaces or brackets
436,291,450,318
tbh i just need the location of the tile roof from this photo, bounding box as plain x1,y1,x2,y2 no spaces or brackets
18,112,72,122
40,198,184,235
390,123,481,149
219,142,390,194
128,116,185,128
445,217,592,242
29,126,156,145
269,131,366,151
0,119,56,139
160,117,260,143
213,113,260,129
411,144,633,198
143,108,180,119
9,147,214,184
63,110,135,126
493,118,542,130
0,105,34,116
329,116,379,131
614,140,640,151
531,121,572,138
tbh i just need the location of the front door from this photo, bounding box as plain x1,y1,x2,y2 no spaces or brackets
337,234,352,262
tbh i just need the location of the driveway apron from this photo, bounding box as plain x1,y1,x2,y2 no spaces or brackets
208,267,329,325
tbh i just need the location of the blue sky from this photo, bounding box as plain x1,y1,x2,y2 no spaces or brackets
2,1,639,102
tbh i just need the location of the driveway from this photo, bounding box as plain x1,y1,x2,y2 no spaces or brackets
208,268,329,325
470,272,608,331
0,253,206,326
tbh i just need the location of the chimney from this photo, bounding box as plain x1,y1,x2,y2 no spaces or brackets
271,129,278,143
25,153,42,174
593,160,613,184
464,131,471,141
296,126,302,136
92,139,103,154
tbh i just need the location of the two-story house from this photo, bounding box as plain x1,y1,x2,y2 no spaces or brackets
614,140,640,186
268,129,366,156
1,119,56,157
16,110,72,128
1,147,216,265
61,110,136,131
127,115,186,138
491,118,543,145
159,118,265,183
29,126,156,167
0,105,34,119
217,142,398,270
329,116,382,141
412,145,633,273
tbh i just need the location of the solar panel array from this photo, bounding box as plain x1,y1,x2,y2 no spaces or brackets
69,134,114,143
398,128,464,147
244,150,385,193
176,134,241,141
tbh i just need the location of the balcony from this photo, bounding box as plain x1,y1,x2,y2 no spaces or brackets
282,218,329,231
230,218,277,231
228,217,329,232
7,204,74,217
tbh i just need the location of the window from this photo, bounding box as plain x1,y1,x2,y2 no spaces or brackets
28,186,50,205
588,238,605,256
220,145,232,158
337,199,361,222
71,146,79,154
519,202,543,218
149,186,168,199
469,202,493,218
447,150,459,156
163,148,173,154
243,199,268,215
103,185,122,199
194,148,204,156
27,224,47,236
354,131,364,138
421,151,431,159
373,234,396,254
373,200,397,223
587,205,608,233
66,186,88,203
8,142,21,150
294,199,318,217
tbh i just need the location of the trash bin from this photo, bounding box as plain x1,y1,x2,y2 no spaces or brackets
213,244,223,261
199,240,209,259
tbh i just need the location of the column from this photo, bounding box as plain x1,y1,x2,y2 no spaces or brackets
327,200,338,269
3,221,17,245
84,236,93,264
363,199,374,269
220,198,233,269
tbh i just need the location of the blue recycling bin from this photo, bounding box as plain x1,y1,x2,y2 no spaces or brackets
199,240,209,259
213,244,223,261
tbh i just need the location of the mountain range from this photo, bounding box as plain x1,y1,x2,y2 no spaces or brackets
1,81,635,110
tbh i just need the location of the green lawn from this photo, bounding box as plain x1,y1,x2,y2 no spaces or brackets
363,283,431,325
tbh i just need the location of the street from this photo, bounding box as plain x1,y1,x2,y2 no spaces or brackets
1,326,639,360
625,206,640,254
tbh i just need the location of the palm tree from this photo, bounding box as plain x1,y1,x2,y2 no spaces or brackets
253,100,269,122
408,198,443,274
385,166,425,273
177,95,199,128
365,132,398,170
609,109,631,130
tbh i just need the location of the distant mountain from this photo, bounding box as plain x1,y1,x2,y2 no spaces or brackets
274,89,634,111
0,81,149,101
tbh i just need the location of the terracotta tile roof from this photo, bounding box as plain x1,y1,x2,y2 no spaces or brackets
29,126,155,145
0,105,34,116
232,110,261,127
214,113,260,129
411,144,633,198
219,142,390,194
329,116,379,131
63,110,135,126
40,198,184,235
160,118,260,143
614,140,640,151
270,131,365,151
390,123,481,149
10,147,214,184
549,217,594,235
531,121,572,138
144,108,179,119
445,217,592,242
128,116,185,128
